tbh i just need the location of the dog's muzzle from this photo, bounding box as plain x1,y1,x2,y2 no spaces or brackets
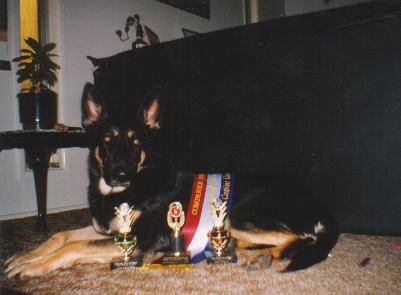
110,179,131,188
98,177,130,196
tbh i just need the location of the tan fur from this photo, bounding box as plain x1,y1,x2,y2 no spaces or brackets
243,249,273,267
230,227,299,248
83,99,102,127
94,147,103,171
137,150,146,172
5,239,125,279
127,130,134,138
5,208,144,279
144,99,161,129
228,219,302,266
5,226,113,279
230,229,300,269
235,240,257,249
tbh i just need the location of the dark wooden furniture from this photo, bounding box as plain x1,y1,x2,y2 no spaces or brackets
90,1,401,235
0,129,92,230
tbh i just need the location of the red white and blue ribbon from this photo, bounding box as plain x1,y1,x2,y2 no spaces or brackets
182,173,235,263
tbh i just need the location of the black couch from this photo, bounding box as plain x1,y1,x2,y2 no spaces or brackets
89,1,401,235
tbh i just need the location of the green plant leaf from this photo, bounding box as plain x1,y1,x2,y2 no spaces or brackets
18,62,31,66
39,58,60,69
24,37,40,52
42,43,56,52
12,56,31,62
20,48,35,55
45,71,58,86
17,74,31,83
16,68,28,75
13,38,60,88
45,60,60,70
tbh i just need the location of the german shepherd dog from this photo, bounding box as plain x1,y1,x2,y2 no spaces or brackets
5,83,338,279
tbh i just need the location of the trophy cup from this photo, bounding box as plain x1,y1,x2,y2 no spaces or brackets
207,199,237,264
110,203,142,270
161,202,191,264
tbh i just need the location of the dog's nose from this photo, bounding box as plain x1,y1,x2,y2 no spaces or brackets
112,169,129,183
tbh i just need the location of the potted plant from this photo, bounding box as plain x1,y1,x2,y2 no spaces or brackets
12,37,60,130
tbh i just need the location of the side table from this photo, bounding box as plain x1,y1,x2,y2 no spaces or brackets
0,129,93,230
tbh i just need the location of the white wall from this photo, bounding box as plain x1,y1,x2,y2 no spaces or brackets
248,0,370,22
0,0,244,220
285,0,369,16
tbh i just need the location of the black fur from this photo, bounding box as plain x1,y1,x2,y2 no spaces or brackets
82,83,338,271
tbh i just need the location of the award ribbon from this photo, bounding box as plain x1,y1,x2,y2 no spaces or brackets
182,173,235,263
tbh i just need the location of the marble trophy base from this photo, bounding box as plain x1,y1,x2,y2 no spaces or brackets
206,253,237,264
110,256,143,270
161,252,191,265
206,235,237,264
161,231,191,265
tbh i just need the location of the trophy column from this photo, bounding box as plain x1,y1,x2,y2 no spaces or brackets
207,199,237,264
110,203,142,270
162,202,191,265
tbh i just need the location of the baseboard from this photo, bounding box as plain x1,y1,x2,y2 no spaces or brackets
0,203,88,221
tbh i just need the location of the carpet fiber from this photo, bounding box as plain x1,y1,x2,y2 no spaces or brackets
1,209,400,294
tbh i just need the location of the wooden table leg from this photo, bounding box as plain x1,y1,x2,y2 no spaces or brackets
26,150,52,231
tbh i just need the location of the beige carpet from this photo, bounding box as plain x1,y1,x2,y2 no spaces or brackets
1,210,400,294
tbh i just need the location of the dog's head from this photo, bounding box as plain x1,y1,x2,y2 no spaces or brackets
82,82,165,196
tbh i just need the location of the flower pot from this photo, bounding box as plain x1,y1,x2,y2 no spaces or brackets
17,89,58,130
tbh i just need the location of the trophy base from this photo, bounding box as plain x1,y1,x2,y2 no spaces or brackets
110,257,143,270
206,253,237,264
161,252,191,265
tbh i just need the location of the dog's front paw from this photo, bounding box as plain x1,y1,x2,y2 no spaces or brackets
5,259,52,280
5,251,42,270
243,253,273,271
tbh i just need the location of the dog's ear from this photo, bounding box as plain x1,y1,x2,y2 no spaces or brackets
81,82,105,129
141,85,164,130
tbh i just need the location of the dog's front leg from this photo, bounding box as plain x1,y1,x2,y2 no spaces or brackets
5,226,106,270
5,238,132,279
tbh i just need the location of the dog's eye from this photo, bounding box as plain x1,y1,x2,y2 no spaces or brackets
133,139,140,145
103,136,111,143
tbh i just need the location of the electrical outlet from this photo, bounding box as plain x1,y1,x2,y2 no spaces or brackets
23,149,66,172
49,149,66,169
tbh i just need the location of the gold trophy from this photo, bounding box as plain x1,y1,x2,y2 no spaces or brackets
207,199,237,264
110,203,142,270
161,202,191,264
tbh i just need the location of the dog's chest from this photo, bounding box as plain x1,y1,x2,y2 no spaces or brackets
92,217,120,235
